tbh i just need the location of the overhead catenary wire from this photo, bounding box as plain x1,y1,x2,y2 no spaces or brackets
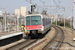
25,0,63,14
40,0,45,6
25,0,31,3
40,0,46,10
25,0,34,4
53,0,62,13
53,0,62,8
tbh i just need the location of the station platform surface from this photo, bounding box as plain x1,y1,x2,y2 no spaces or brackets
0,32,16,36
0,32,24,40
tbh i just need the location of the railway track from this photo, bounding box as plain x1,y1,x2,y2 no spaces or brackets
6,39,38,50
42,25,64,50
5,25,64,50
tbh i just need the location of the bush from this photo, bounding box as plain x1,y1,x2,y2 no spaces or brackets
52,21,71,27
57,21,61,25
60,22,64,26
65,23,70,27
52,22,56,25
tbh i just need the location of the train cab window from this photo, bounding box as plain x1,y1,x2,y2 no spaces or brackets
31,16,41,25
26,16,30,25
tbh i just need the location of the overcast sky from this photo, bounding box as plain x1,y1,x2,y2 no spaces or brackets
0,0,73,17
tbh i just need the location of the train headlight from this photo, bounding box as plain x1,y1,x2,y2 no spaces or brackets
39,26,41,28
27,27,29,29
38,26,41,28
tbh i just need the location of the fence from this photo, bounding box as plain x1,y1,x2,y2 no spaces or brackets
0,13,25,32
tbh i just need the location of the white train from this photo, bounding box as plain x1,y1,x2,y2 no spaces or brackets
25,14,51,37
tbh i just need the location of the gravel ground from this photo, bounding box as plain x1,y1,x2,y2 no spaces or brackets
2,26,74,50
0,27,55,50
58,26,75,50
32,26,75,50
33,27,56,50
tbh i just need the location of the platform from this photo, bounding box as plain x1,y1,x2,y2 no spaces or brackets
0,32,23,40
0,32,24,46
0,32,17,37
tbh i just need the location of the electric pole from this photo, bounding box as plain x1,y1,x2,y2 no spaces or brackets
73,0,75,30
73,0,75,41
30,0,32,12
30,0,31,4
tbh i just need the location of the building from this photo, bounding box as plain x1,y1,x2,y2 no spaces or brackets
49,14,59,23
15,9,20,15
21,7,26,17
58,14,64,18
0,11,2,15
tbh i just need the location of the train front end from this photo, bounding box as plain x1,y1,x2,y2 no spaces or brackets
25,14,43,37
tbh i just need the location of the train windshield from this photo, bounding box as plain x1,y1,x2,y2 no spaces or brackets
31,16,41,25
26,16,30,25
26,16,41,26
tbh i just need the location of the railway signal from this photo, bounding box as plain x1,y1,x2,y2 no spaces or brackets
28,4,36,14
31,4,36,13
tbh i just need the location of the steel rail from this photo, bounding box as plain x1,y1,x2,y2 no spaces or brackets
19,39,38,50
6,39,38,50
56,26,64,50
42,25,58,50
42,25,64,50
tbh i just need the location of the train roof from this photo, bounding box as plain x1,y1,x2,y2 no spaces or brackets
26,14,41,16
26,14,49,17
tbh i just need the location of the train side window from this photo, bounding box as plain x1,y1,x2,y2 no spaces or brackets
43,18,45,26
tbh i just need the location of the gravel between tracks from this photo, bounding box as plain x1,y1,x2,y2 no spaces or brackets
32,27,56,50
57,26,75,50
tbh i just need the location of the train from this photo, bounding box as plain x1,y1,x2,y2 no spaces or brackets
25,14,51,37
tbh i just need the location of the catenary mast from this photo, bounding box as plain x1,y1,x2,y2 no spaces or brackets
73,0,75,30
